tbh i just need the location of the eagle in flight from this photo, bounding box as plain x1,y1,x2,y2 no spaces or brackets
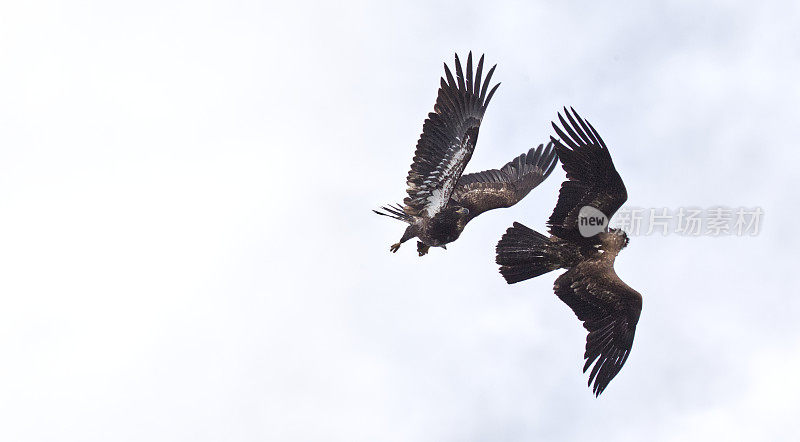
495,108,642,396
374,53,558,256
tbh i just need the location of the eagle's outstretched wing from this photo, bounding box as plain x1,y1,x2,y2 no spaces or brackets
554,260,642,396
452,142,558,219
548,107,627,243
404,52,500,218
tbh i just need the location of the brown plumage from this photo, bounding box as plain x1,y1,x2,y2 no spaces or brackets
495,107,642,396
374,53,557,256
454,143,558,221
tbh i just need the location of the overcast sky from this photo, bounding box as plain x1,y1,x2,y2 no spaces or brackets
2,0,799,440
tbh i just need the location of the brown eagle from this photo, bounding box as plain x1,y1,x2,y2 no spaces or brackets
495,108,642,396
374,53,558,256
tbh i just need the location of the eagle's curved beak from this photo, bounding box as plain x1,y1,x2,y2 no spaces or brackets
456,207,469,216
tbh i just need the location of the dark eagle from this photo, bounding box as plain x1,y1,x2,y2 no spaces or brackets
495,108,642,396
374,53,558,256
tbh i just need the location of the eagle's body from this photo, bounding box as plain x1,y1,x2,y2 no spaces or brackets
375,53,557,256
496,108,643,396
389,206,469,251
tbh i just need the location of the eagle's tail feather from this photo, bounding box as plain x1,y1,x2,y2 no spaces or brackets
373,203,413,223
496,222,562,284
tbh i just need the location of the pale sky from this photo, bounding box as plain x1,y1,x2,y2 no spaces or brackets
1,0,799,440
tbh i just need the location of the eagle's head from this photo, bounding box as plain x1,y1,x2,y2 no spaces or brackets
612,228,630,248
427,206,471,247
599,228,629,255
442,206,471,238
453,206,470,228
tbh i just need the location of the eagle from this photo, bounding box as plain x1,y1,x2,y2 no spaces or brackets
374,53,558,256
495,107,643,396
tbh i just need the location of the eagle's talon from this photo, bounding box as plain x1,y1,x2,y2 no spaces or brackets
417,241,430,256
